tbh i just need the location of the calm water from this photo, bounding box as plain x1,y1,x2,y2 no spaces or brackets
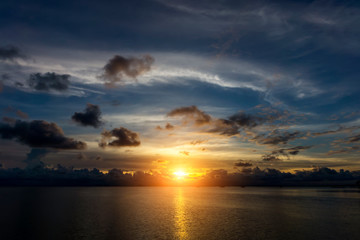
0,187,359,240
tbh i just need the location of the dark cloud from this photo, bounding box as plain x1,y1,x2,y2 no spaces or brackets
28,72,70,91
0,45,26,61
100,55,154,87
165,123,174,130
72,104,103,128
167,106,285,137
0,119,86,149
24,148,53,167
77,152,88,160
156,123,175,130
311,126,360,137
254,130,302,145
262,145,312,161
234,161,253,167
190,140,207,145
99,127,140,148
262,155,281,162
348,134,360,143
2,117,16,124
167,105,212,126
228,112,264,128
328,146,360,155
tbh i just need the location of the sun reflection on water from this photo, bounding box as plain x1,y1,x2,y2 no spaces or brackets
174,188,188,240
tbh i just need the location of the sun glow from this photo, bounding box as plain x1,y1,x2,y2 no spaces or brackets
173,170,188,179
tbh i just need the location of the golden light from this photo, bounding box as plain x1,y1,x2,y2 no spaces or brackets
173,170,188,180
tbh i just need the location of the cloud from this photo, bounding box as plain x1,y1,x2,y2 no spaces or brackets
253,130,302,145
24,148,53,167
348,134,360,143
2,107,29,119
180,151,190,156
0,45,26,61
28,72,70,91
0,119,86,149
100,55,154,87
262,145,312,161
234,161,253,167
156,123,175,130
99,127,141,148
262,155,281,162
190,140,207,145
77,152,88,160
328,146,360,155
167,105,285,137
71,104,103,128
16,110,29,119
167,105,212,126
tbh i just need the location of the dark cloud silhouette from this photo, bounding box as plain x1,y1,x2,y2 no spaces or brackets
262,155,281,162
234,161,253,167
328,146,360,155
77,152,88,160
100,55,154,87
167,105,212,126
28,72,70,91
262,145,312,161
190,140,207,145
228,112,264,128
254,130,302,145
24,148,53,167
156,123,175,130
348,134,360,143
72,104,103,128
0,45,26,61
2,117,16,124
99,127,140,148
167,106,285,137
0,120,86,149
311,126,360,137
0,165,359,187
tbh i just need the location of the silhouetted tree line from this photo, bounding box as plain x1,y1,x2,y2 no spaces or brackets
0,164,360,187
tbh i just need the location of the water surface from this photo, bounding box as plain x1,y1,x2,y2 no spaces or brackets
0,187,359,240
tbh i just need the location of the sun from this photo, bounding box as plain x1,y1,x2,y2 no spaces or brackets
173,170,188,180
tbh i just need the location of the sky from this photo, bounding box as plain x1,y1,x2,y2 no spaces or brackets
0,0,360,175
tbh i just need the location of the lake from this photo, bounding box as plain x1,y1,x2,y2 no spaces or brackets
0,187,359,240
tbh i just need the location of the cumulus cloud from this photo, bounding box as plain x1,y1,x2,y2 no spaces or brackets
71,104,103,128
0,119,86,149
100,55,154,87
0,45,26,61
28,72,70,91
99,127,140,148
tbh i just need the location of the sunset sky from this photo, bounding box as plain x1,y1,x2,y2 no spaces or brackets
0,0,360,175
